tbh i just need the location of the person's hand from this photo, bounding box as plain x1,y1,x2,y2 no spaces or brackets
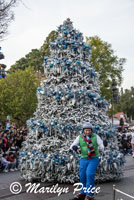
72,145,78,152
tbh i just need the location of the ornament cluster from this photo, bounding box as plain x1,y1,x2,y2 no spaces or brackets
19,19,125,183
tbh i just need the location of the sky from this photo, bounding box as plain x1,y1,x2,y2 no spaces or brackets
1,0,134,89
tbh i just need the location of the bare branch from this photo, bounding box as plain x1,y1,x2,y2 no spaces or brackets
0,0,19,40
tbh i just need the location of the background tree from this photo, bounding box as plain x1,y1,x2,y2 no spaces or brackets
9,33,125,103
9,57,29,72
40,30,58,57
9,31,58,73
115,87,134,121
0,67,40,125
86,36,126,101
9,49,44,73
0,0,19,40
0,63,7,78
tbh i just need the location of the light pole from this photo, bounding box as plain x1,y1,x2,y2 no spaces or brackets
111,79,119,125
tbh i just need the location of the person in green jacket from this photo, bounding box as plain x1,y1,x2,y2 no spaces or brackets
70,121,104,200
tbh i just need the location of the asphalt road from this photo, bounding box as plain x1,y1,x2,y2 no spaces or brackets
0,155,134,200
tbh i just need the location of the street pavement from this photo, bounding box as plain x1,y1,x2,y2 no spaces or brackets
0,155,134,200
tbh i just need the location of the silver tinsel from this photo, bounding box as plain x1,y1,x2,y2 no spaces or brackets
19,18,125,183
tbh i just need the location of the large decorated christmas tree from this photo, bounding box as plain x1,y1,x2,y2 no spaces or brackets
19,19,125,183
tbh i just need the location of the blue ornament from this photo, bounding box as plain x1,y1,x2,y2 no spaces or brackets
66,125,70,129
57,61,60,64
81,66,85,70
44,127,48,132
52,122,57,126
73,46,77,51
69,93,74,98
52,91,56,95
37,87,41,92
88,45,92,49
55,95,61,100
55,158,59,162
58,41,62,45
77,126,82,131
49,64,53,68
44,154,47,158
97,97,103,101
58,26,62,31
88,93,95,98
91,71,95,78
40,122,44,128
61,160,65,165
64,31,68,36
76,61,81,64
63,44,67,49
44,57,48,61
66,61,71,66
77,33,81,37
86,67,90,72
95,125,100,129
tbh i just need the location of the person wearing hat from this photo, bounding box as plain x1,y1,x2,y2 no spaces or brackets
70,121,104,200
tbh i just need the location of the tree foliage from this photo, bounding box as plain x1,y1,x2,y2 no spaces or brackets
86,36,126,101
0,67,40,125
40,30,58,56
115,87,134,121
9,49,44,73
0,0,19,40
9,31,58,73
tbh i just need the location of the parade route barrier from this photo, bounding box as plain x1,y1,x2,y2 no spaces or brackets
113,185,134,200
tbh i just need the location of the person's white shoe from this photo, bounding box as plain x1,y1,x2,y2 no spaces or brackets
14,168,18,171
10,168,15,172
132,154,134,158
3,169,8,173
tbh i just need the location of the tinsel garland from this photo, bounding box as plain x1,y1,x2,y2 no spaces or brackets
19,18,125,183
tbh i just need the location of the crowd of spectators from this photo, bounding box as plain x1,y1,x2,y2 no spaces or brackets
117,128,134,157
0,120,133,172
0,121,27,172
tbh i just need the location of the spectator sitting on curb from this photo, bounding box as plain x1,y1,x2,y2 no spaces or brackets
0,153,12,172
7,152,18,171
0,122,28,173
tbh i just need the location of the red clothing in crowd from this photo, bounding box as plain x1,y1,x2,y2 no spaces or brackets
3,137,7,148
7,155,15,162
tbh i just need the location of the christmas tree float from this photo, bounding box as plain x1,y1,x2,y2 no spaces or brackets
19,19,125,183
